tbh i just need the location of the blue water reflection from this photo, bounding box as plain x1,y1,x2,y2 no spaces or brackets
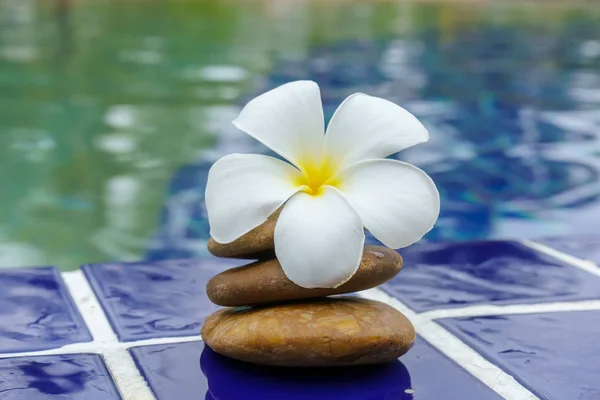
201,347,413,400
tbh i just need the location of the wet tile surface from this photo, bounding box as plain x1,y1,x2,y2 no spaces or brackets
382,241,600,312
82,258,240,341
0,267,91,353
438,310,600,400
0,354,121,399
538,236,600,266
129,341,208,400
130,338,501,400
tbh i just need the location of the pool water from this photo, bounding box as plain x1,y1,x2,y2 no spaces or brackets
1,1,599,270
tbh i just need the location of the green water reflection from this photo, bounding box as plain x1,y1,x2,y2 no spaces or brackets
0,1,598,270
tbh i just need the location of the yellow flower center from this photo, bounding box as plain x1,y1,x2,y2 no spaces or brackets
295,158,340,196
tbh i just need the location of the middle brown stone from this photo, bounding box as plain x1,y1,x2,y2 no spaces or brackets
206,245,402,307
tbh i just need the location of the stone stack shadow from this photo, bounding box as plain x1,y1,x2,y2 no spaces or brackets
201,212,416,367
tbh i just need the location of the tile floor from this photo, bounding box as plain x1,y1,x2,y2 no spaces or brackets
0,239,599,399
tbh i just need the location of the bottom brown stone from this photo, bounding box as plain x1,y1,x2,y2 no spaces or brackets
201,297,415,367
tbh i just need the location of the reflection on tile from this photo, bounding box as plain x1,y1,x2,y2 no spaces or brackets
82,258,240,341
130,338,500,400
130,341,208,400
382,241,600,312
0,267,91,353
538,236,600,266
438,311,600,400
0,354,121,399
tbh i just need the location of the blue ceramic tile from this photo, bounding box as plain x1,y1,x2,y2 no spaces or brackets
0,267,91,353
130,338,501,400
438,310,600,400
538,236,600,266
129,341,208,400
382,241,600,312
0,353,121,399
82,258,241,341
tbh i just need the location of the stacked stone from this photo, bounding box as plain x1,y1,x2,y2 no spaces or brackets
201,211,416,367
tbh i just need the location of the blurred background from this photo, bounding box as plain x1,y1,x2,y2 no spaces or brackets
0,0,599,270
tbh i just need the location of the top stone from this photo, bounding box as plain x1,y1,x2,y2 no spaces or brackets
207,209,279,259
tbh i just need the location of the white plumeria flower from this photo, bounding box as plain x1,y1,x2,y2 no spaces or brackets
206,81,439,289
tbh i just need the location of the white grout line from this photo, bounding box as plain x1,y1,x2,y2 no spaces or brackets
103,348,159,400
61,270,156,400
356,287,420,319
522,240,600,277
357,288,540,400
61,271,118,344
418,299,600,321
120,335,203,349
0,343,101,359
414,320,538,400
0,335,204,359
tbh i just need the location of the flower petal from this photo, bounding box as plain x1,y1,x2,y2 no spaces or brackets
324,93,428,169
233,81,325,169
274,187,365,289
337,159,439,249
206,153,304,244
